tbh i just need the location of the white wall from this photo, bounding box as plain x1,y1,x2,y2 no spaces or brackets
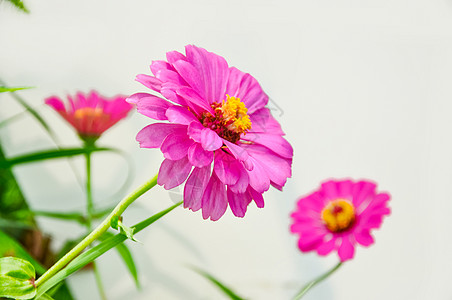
1,0,452,299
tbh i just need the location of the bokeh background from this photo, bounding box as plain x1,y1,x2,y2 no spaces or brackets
1,0,452,299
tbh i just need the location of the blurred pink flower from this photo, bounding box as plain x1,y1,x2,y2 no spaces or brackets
46,91,133,141
290,179,390,261
129,45,293,220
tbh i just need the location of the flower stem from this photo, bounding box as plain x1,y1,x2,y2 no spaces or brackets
85,150,94,230
293,262,343,300
84,148,106,300
35,173,159,287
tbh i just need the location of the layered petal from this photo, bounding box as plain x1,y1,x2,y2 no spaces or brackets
131,45,293,220
157,157,192,190
201,173,228,221
184,165,211,212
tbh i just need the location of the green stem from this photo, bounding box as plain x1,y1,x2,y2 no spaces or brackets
293,262,343,300
85,150,94,230
35,173,159,287
84,147,106,300
93,262,107,300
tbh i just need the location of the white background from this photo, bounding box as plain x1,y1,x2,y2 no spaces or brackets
1,0,452,299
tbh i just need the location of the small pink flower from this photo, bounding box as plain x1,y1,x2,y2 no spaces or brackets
129,45,293,220
290,179,391,261
45,91,133,141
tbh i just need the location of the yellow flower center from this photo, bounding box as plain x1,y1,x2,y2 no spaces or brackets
218,95,252,134
74,107,104,120
321,199,355,232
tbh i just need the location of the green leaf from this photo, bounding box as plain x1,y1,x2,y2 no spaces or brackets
100,232,139,288
0,86,33,93
0,147,113,168
0,257,36,299
35,201,182,298
6,90,53,135
4,0,29,13
110,215,119,230
191,267,245,300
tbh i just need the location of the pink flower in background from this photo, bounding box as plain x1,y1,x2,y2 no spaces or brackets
290,179,391,261
129,45,293,220
46,91,133,141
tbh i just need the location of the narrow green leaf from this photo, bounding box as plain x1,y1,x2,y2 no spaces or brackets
0,86,33,93
35,201,182,298
0,257,36,299
31,210,85,224
100,232,139,288
7,91,53,134
191,267,245,300
0,147,113,168
4,0,29,13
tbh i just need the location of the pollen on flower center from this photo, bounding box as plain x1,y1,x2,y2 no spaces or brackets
321,199,355,232
201,95,252,144
74,107,104,120
218,95,252,133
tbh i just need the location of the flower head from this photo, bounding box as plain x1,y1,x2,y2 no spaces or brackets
45,91,133,142
129,45,293,220
290,179,390,261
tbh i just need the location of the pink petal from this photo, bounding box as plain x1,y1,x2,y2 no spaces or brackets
166,50,187,64
316,236,337,256
242,133,293,159
223,140,249,164
136,123,187,149
45,96,65,111
133,93,172,120
187,121,204,143
248,108,284,135
165,106,198,125
227,189,252,218
228,164,249,193
184,165,211,212
157,157,192,190
172,59,205,99
201,128,223,151
161,133,194,160
188,143,213,167
248,187,265,208
246,144,291,188
201,173,228,221
135,74,162,92
353,180,377,209
337,236,355,261
246,156,270,193
354,230,374,247
226,67,268,114
176,86,213,114
298,233,325,252
151,60,174,77
213,151,241,185
185,45,229,104
321,180,340,200
336,180,354,199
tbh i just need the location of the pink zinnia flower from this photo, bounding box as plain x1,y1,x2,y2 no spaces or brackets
45,91,133,141
129,45,293,220
290,179,391,261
